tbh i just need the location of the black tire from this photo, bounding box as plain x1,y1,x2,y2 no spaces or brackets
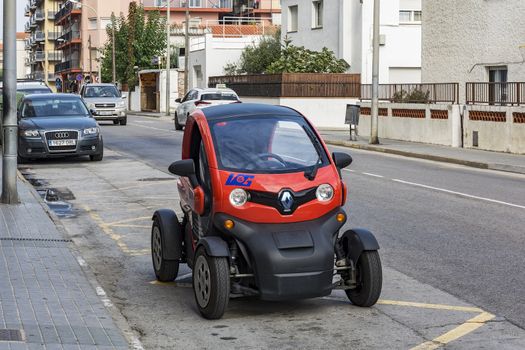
17,155,27,164
174,113,183,130
89,139,104,161
113,119,119,125
193,247,230,319
151,217,180,282
345,251,382,307
120,117,127,126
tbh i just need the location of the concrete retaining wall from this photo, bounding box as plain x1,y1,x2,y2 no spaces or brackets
464,105,525,154
358,103,462,147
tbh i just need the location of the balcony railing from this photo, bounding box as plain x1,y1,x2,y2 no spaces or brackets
33,31,45,42
55,59,81,73
25,22,31,33
34,9,45,22
360,83,460,104
48,10,56,20
57,30,81,45
143,0,233,9
48,31,60,40
466,82,525,106
47,51,63,61
55,2,82,22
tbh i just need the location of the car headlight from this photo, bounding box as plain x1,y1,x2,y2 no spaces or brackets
83,127,99,135
22,130,39,137
316,184,334,202
117,101,126,108
229,188,249,207
87,103,96,110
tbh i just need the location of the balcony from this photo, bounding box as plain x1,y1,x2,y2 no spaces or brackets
34,9,45,22
48,31,61,40
25,22,31,33
48,10,56,20
55,59,81,73
29,0,37,10
30,17,37,28
143,0,233,10
57,31,81,49
55,2,82,25
47,51,63,61
32,71,46,81
48,73,57,82
25,4,31,16
33,31,45,43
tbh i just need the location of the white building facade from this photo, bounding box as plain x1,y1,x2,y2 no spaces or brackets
281,0,422,84
422,0,525,99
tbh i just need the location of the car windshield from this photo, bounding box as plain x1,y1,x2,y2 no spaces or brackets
201,93,238,101
84,86,120,98
21,97,89,118
209,116,328,173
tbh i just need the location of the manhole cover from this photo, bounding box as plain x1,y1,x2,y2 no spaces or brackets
0,329,25,342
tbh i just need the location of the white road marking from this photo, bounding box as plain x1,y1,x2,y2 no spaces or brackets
128,123,176,133
96,286,114,307
362,172,384,178
343,169,356,173
76,256,87,267
130,336,146,350
392,178,525,210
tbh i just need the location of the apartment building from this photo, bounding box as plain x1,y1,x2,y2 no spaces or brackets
280,0,422,84
232,0,281,24
17,33,31,80
53,0,130,92
143,0,234,27
24,0,63,90
422,0,525,102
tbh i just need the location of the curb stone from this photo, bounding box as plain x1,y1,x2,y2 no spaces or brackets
325,139,525,175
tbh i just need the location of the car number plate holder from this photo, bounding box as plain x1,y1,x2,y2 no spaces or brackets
49,139,76,147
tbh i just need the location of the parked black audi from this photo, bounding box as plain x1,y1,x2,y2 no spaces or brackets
18,93,103,163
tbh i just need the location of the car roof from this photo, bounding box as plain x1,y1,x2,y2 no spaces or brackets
195,88,237,94
83,83,117,87
200,103,301,120
23,93,81,100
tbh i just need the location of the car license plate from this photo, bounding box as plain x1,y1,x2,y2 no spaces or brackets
49,139,76,147
97,111,113,116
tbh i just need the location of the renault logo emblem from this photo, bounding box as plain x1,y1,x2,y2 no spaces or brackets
55,132,69,139
279,190,294,212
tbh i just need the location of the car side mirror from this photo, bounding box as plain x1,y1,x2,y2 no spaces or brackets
169,159,198,187
89,109,96,115
332,152,353,169
175,98,182,103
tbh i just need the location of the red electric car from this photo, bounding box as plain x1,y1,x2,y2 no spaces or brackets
151,103,382,319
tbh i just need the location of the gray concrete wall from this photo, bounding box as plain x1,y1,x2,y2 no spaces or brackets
464,105,525,154
422,0,525,102
358,102,462,147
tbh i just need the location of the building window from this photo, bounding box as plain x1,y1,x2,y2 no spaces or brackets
312,0,323,29
190,0,202,7
288,5,298,32
399,10,421,23
88,18,97,30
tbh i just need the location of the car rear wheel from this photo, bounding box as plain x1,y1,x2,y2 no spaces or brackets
345,251,382,307
151,218,180,282
193,247,230,319
174,113,183,131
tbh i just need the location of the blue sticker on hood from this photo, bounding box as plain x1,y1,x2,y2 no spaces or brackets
226,173,254,187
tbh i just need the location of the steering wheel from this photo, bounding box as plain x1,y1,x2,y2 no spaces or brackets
256,153,287,167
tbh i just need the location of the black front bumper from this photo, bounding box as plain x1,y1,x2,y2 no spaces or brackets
214,209,346,301
19,136,102,158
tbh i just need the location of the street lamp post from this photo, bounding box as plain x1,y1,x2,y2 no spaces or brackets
370,0,380,144
166,0,171,116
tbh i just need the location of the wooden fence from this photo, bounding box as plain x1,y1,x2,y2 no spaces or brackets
208,73,361,98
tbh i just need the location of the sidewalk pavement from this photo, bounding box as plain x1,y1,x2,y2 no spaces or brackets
0,158,130,349
320,130,525,175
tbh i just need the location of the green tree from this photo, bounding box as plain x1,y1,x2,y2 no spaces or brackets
224,29,281,75
101,4,166,87
267,39,349,74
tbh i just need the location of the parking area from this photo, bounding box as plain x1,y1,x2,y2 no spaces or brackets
18,146,525,349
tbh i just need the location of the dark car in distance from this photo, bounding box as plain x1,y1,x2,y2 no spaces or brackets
18,94,103,162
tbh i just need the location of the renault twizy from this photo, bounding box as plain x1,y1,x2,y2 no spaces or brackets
151,103,382,319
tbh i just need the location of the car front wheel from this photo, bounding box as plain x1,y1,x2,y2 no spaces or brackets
174,113,183,131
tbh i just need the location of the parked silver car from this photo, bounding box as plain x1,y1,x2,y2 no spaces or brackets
80,83,127,125
174,88,240,130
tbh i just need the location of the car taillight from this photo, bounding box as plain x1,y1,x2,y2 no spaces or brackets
195,101,211,106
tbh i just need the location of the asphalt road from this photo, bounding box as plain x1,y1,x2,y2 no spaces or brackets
102,115,525,330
